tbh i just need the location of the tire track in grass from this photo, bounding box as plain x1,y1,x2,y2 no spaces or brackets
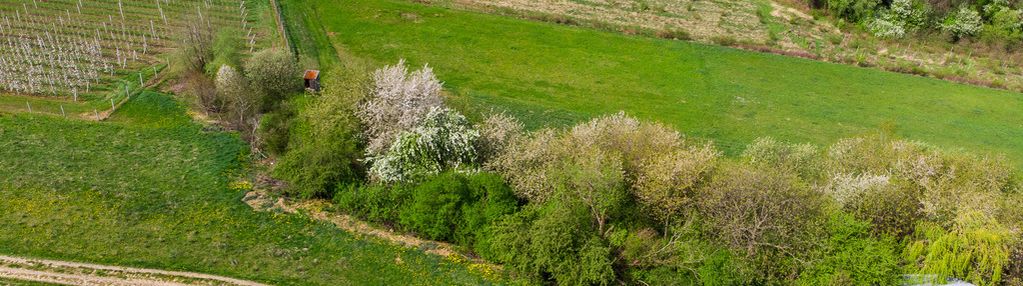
0,255,269,286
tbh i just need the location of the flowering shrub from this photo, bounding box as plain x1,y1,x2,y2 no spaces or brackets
368,107,479,183
698,164,829,280
819,172,891,206
215,65,256,132
474,113,524,161
869,15,910,38
489,112,709,208
743,137,821,179
868,0,929,39
359,60,444,156
633,145,718,222
943,6,983,40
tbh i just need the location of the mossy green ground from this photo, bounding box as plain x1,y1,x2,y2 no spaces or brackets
290,0,1023,164
0,91,497,285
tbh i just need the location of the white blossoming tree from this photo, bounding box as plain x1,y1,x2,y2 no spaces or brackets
369,107,480,183
358,59,444,156
215,64,256,132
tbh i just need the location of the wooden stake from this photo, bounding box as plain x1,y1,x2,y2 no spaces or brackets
26,102,32,113
60,105,65,117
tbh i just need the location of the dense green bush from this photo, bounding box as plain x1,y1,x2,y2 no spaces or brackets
797,212,901,285
397,172,518,244
621,223,748,285
457,172,519,251
904,212,1015,286
981,0,1023,43
275,69,366,198
257,101,297,156
825,0,882,22
487,203,616,285
334,183,409,223
400,172,469,240
244,48,303,110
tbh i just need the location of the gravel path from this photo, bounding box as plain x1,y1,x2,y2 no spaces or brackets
0,255,270,286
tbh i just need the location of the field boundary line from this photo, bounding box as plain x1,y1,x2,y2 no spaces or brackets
0,255,270,286
269,0,293,54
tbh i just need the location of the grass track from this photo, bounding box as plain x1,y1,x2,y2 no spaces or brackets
293,0,1023,164
0,92,498,285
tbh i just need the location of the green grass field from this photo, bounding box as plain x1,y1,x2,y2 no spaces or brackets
287,0,1023,164
0,92,498,285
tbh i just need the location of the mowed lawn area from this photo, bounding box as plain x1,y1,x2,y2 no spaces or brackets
0,92,495,285
296,0,1023,163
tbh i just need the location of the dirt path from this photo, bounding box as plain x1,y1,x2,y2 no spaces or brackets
242,188,500,269
0,255,269,286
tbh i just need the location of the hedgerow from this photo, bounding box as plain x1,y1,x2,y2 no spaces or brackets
267,60,1023,285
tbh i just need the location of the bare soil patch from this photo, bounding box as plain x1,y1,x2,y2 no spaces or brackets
0,255,269,286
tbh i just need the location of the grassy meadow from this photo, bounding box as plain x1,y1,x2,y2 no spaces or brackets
287,0,1023,164
0,91,498,285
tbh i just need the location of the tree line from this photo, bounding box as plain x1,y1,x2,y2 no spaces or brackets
260,59,1022,285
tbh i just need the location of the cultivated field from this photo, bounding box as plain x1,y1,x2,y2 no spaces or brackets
0,92,499,285
289,0,1023,167
0,0,266,102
